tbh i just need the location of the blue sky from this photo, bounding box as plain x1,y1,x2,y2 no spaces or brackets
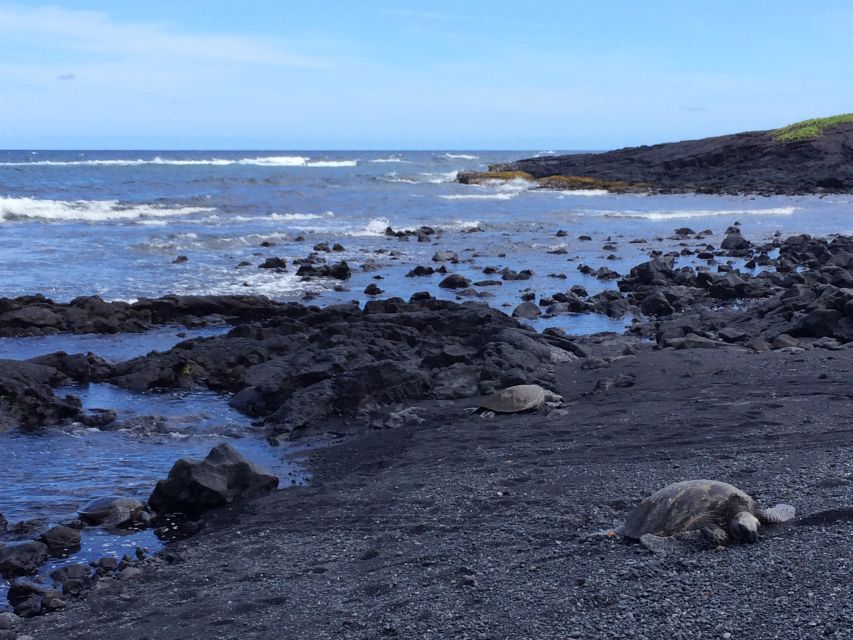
0,1,851,149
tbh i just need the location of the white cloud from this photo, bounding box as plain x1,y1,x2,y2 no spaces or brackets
0,3,333,68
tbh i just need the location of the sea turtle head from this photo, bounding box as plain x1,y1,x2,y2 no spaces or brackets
730,511,760,543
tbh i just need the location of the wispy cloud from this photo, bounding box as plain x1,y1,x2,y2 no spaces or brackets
56,73,75,81
0,3,334,68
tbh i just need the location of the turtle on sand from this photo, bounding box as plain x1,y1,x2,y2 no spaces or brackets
623,480,795,549
78,496,150,529
470,384,563,418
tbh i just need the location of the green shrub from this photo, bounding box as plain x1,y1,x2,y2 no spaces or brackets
772,114,853,142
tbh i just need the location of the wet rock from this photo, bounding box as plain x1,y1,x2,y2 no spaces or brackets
501,268,533,281
721,233,751,252
364,284,383,296
37,526,81,556
7,577,64,617
0,360,82,431
258,257,288,270
148,443,279,517
432,251,458,262
172,255,188,264
640,292,675,317
77,496,146,528
594,267,621,281
78,408,118,428
0,541,49,578
0,513,6,532
406,266,435,277
438,274,471,289
49,563,94,596
296,261,351,280
512,302,541,319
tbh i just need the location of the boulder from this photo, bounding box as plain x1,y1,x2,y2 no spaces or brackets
438,274,471,289
258,257,287,270
148,443,279,517
512,302,541,319
721,233,751,252
38,526,81,555
49,563,94,596
0,541,49,578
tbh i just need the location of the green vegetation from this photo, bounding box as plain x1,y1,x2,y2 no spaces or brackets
772,113,853,143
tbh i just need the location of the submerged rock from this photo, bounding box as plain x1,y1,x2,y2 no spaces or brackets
148,443,279,517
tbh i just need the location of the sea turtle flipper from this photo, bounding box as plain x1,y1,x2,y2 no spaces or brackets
700,524,729,546
757,503,796,524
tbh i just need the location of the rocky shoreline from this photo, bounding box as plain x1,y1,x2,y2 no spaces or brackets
458,120,853,195
3,229,853,637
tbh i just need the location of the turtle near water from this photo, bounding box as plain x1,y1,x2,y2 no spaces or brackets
78,496,151,529
623,480,795,548
472,384,563,418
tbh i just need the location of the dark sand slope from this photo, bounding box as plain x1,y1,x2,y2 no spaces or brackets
29,345,853,639
460,116,853,194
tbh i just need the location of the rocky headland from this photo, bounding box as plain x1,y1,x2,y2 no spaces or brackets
459,114,853,194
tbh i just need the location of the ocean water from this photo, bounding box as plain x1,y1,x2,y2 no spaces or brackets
1,150,851,606
2,150,851,330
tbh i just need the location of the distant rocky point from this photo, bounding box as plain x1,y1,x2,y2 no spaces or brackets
458,114,853,195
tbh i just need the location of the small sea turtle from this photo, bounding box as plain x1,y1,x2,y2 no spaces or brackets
78,496,149,528
474,384,563,418
623,480,795,547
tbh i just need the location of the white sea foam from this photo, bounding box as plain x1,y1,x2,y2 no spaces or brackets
557,189,609,197
0,156,359,168
369,156,410,164
267,211,335,221
439,153,479,160
304,160,359,168
422,171,459,184
0,196,214,223
440,193,518,201
600,206,798,220
441,177,532,200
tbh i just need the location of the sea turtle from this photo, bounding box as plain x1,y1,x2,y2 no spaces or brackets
78,496,150,529
474,384,563,418
623,480,795,548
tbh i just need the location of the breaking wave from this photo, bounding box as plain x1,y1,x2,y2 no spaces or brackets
600,206,798,220
0,197,214,223
0,156,359,168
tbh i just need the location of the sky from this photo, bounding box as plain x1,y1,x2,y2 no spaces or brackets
0,1,851,149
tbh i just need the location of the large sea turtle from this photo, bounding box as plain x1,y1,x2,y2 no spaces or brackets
474,384,563,418
623,480,795,547
78,496,150,528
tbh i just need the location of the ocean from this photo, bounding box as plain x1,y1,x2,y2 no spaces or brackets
2,149,850,336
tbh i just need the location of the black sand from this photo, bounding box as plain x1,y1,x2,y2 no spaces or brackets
26,344,853,639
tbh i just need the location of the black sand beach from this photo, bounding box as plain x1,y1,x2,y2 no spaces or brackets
22,343,853,639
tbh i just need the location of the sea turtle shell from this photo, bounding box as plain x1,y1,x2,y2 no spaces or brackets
623,480,754,539
78,496,144,527
478,384,546,414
